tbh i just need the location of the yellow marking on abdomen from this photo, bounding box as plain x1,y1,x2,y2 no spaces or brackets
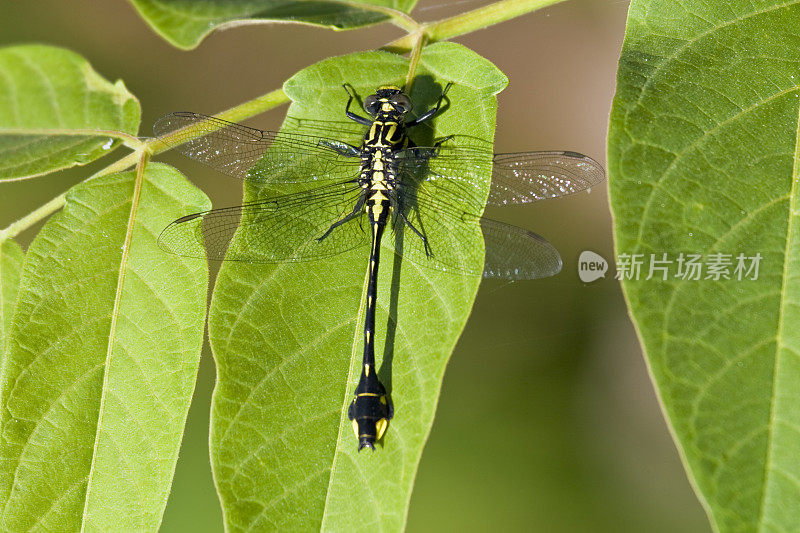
370,192,388,203
375,418,388,439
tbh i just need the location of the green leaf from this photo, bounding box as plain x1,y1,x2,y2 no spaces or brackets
0,164,209,531
129,0,416,50
608,1,800,530
0,239,24,356
207,43,506,530
0,45,141,181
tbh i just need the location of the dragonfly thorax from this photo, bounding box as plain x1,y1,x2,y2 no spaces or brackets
364,119,407,149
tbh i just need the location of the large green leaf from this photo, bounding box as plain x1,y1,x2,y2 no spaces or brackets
129,0,416,50
207,42,505,530
608,1,800,530
0,164,209,531
0,239,24,356
0,45,141,181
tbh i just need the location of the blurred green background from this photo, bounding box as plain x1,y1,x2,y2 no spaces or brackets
0,1,711,531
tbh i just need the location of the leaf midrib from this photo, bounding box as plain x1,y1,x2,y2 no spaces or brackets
319,258,370,532
78,162,145,531
757,82,800,532
146,0,391,24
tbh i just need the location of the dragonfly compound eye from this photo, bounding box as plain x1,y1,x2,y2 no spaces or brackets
390,94,412,114
363,95,381,116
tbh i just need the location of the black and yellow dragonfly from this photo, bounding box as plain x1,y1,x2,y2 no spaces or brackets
154,84,605,450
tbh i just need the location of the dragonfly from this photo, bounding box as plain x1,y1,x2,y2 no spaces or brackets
154,83,605,450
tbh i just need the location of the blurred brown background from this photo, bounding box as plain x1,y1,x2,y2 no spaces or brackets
0,0,711,531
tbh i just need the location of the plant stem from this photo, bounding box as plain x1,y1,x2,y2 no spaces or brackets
125,149,149,252
383,0,566,52
148,88,289,153
404,31,428,90
0,193,67,241
205,88,291,129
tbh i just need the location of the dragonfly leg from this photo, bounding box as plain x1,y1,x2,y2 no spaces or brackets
398,210,431,257
400,136,452,162
433,135,455,150
406,82,453,127
318,139,360,157
343,84,373,126
317,194,366,242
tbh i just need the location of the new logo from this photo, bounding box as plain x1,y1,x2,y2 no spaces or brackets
578,251,608,283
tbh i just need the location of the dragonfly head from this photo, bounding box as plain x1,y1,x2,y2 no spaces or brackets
364,86,412,118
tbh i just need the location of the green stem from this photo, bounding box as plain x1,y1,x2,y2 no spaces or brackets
404,31,428,90
202,88,290,129
148,88,289,153
383,0,566,52
0,193,67,241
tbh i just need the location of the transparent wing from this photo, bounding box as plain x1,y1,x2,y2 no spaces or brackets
479,218,562,279
396,146,605,206
282,116,366,145
388,172,562,280
153,112,362,183
489,151,605,205
159,174,561,278
158,181,371,262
